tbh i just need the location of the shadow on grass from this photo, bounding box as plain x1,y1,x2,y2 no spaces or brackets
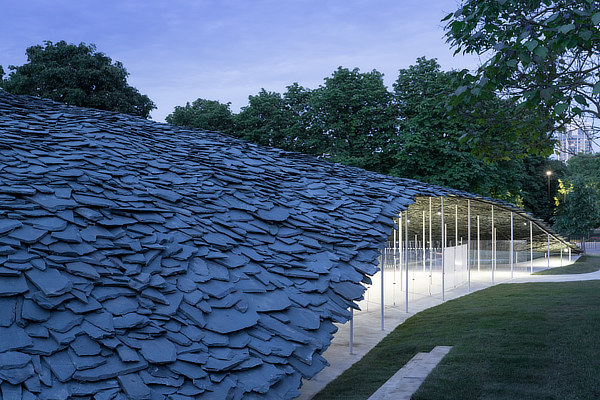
313,281,600,400
534,254,600,275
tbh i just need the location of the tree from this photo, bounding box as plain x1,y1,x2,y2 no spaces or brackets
391,58,532,200
234,86,310,150
444,0,600,156
307,67,397,173
166,98,235,134
553,176,600,245
1,41,155,118
553,153,600,241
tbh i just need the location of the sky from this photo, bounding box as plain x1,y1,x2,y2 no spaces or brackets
0,0,483,122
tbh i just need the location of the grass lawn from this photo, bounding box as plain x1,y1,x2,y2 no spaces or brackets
533,254,600,275
314,281,600,400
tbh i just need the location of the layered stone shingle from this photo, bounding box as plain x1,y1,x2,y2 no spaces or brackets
0,90,568,399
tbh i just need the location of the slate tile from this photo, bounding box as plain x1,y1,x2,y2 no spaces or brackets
25,268,72,297
51,225,82,243
8,225,47,243
0,381,22,400
0,219,23,234
26,336,60,356
22,298,51,322
103,296,139,315
31,216,68,231
46,349,76,382
70,334,102,356
72,355,148,382
24,324,49,338
139,337,177,364
0,351,31,370
168,361,208,380
0,325,33,352
0,297,17,327
118,373,152,400
116,345,141,362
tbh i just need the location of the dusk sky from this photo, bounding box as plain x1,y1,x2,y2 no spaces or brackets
1,0,482,122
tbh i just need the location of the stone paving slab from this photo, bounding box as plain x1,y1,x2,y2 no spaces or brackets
367,346,453,400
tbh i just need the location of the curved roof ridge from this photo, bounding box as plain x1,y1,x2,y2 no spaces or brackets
0,90,572,399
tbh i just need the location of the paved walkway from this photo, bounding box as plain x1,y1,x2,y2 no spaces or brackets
298,253,600,399
367,346,452,400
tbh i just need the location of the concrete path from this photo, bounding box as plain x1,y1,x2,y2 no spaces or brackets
298,254,600,400
367,346,452,400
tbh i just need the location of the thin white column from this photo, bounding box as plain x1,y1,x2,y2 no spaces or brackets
441,198,445,301
381,252,384,331
422,211,426,271
491,205,495,284
429,198,433,276
400,213,403,290
560,241,563,266
349,308,354,354
405,210,409,312
530,221,534,273
477,215,481,272
393,222,397,286
547,234,551,269
455,204,458,277
569,247,572,262
510,212,514,279
468,199,471,291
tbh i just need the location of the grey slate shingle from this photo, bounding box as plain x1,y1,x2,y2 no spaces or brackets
0,90,572,399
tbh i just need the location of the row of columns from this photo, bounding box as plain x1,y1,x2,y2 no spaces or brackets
349,196,569,354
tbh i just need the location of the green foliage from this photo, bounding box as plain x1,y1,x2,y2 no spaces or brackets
444,0,600,156
1,41,155,118
168,59,557,212
166,98,234,134
553,154,600,238
391,58,546,205
306,67,397,173
553,176,600,238
234,86,311,150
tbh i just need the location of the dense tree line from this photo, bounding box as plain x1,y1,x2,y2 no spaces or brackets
1,41,155,118
167,58,559,220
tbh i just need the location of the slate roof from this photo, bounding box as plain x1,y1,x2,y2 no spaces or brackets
0,90,572,399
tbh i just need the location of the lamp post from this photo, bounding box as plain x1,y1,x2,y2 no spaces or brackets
546,170,552,198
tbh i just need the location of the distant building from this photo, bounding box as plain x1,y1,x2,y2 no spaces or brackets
556,124,594,162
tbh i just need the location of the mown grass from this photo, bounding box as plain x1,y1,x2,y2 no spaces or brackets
314,281,600,400
534,254,600,275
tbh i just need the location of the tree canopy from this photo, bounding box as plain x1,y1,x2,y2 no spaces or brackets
444,0,600,156
168,59,558,219
166,98,234,134
1,41,155,118
553,154,600,239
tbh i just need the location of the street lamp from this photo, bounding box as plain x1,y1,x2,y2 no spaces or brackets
546,170,552,198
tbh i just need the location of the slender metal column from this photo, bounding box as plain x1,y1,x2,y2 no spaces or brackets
510,212,514,279
468,199,471,291
491,205,495,284
422,211,426,271
547,234,551,269
441,198,445,301
560,241,563,266
455,204,458,277
381,252,384,331
569,247,572,262
477,215,481,272
399,213,403,290
349,308,354,354
429,198,433,276
405,210,409,312
393,222,397,286
530,221,534,273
